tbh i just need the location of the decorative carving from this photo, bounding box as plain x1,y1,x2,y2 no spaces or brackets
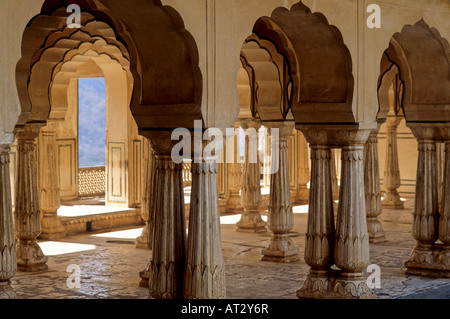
0,147,17,299
364,127,386,242
262,123,299,262
14,127,48,272
237,123,266,233
304,145,334,270
335,145,370,273
184,159,226,299
149,155,186,299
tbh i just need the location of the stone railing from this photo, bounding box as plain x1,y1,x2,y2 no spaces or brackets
78,166,106,197
183,161,192,187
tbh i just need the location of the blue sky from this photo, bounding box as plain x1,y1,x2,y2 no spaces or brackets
78,78,106,167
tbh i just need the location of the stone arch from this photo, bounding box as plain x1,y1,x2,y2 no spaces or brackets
252,1,354,124
378,19,450,123
16,0,203,131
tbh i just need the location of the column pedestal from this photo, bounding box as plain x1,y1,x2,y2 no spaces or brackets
262,123,299,263
237,121,266,233
0,147,17,298
14,125,48,272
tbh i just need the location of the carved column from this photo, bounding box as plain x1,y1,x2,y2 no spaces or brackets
226,124,243,213
364,126,386,242
39,120,65,239
137,139,153,250
330,150,339,202
298,128,374,299
138,140,156,288
237,120,266,233
146,133,186,299
295,131,310,204
184,151,226,299
262,123,299,262
0,147,17,298
405,126,442,276
298,137,335,298
14,125,48,272
382,116,404,209
438,140,450,269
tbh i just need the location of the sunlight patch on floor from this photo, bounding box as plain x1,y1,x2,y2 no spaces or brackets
91,227,144,239
58,205,136,217
39,241,97,256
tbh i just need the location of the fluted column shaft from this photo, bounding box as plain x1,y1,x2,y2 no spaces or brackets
39,121,65,239
412,140,439,245
14,126,48,272
184,157,226,299
304,145,334,270
237,121,266,233
262,123,299,262
226,125,243,213
0,147,17,298
296,132,310,204
149,152,186,299
335,145,370,274
383,116,404,209
439,141,450,267
364,127,385,242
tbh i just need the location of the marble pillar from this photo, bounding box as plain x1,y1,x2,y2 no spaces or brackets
364,126,386,243
438,140,450,269
382,116,404,209
138,140,156,288
226,125,243,213
0,146,17,298
184,153,226,299
146,133,186,299
405,126,448,277
14,125,48,272
262,123,299,262
298,128,375,299
295,131,310,204
237,121,266,233
39,120,65,239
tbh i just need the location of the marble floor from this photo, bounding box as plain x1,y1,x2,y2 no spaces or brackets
9,198,450,299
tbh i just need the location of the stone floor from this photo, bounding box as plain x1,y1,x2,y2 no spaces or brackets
9,198,450,300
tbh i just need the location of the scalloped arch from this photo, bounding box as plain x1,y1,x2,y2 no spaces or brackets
16,0,202,131
381,19,450,123
252,1,355,124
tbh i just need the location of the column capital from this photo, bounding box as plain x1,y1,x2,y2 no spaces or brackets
297,125,371,147
263,121,295,137
14,123,43,140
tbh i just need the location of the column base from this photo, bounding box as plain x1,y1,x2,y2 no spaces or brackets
226,195,244,214
367,218,387,243
16,240,48,272
382,193,404,209
295,187,309,205
297,270,376,299
236,211,267,233
136,225,151,249
405,243,450,278
0,281,17,299
139,260,151,288
40,214,66,240
262,234,299,263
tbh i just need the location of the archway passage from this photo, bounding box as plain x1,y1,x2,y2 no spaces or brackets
377,19,450,278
